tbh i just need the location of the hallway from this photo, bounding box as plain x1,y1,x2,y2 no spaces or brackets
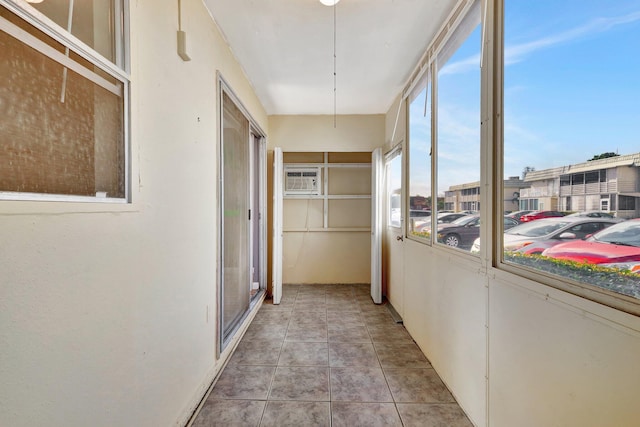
191,284,472,426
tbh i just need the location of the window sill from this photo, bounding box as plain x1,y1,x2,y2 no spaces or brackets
0,194,140,215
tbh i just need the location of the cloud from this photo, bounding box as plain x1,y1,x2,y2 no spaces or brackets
437,10,640,74
439,53,480,76
505,10,640,65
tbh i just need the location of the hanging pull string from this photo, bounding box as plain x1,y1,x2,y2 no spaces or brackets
333,1,337,128
60,0,74,103
178,0,183,30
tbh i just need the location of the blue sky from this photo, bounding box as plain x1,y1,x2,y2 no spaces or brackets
409,0,640,196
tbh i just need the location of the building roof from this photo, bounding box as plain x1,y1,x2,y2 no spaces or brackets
523,152,640,182
523,166,564,182
449,181,480,191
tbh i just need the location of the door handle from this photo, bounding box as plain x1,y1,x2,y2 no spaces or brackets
396,235,404,242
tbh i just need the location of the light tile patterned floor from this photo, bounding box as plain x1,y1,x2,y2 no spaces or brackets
191,284,473,427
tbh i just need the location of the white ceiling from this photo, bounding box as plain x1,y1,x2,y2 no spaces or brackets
204,0,457,115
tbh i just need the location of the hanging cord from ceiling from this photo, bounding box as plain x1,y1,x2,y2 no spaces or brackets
60,0,74,103
177,0,191,61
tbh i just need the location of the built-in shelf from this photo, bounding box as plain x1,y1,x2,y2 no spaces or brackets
282,151,372,231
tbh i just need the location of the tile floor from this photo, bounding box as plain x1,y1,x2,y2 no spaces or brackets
191,284,473,427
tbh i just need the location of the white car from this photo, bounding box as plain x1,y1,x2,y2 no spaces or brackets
470,217,620,254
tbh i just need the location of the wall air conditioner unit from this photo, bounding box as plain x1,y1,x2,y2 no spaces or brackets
284,166,321,195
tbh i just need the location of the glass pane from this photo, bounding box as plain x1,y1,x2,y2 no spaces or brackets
408,83,433,240
0,17,125,199
30,0,121,65
222,92,250,339
435,1,481,252
503,0,640,298
387,152,402,228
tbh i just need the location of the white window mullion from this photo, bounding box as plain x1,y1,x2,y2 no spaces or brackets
1,0,130,79
0,15,123,97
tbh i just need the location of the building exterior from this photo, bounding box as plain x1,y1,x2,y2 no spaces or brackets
444,177,527,213
518,167,563,211
520,153,640,218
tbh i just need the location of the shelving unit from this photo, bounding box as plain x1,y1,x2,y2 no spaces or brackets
282,152,372,232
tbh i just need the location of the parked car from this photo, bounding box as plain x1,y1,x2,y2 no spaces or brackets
565,210,616,218
470,217,620,254
512,218,621,254
505,210,535,222
438,215,519,250
519,210,566,223
541,219,640,273
414,212,469,232
410,209,431,218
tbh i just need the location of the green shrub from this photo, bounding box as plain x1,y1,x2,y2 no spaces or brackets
504,252,640,299
410,230,431,239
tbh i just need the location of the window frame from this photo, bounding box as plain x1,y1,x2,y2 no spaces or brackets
406,75,434,243
404,0,481,249
217,74,267,354
494,0,640,316
0,0,131,204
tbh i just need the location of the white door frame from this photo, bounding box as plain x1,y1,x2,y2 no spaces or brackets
272,147,283,304
383,145,405,317
371,148,383,304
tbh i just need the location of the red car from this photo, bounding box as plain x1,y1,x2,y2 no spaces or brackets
541,219,640,273
519,210,566,223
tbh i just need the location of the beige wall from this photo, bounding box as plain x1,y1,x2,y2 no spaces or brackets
385,84,640,427
268,115,384,284
0,1,266,426
269,114,385,152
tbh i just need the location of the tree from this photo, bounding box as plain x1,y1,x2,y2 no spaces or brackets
522,166,535,179
588,152,619,161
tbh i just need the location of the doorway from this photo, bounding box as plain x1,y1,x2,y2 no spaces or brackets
384,147,404,317
219,81,266,352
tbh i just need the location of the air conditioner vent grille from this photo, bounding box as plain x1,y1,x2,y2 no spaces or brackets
284,167,321,195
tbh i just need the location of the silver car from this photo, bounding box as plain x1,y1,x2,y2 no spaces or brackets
470,217,622,254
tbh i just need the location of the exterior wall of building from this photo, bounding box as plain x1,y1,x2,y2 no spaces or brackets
617,165,639,194
504,178,526,212
524,155,639,217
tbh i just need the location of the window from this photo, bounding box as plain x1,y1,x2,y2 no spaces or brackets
585,172,599,185
0,1,129,202
619,196,637,211
435,0,481,252
600,169,607,182
502,0,640,307
387,151,402,228
408,82,432,239
571,174,584,185
521,199,539,211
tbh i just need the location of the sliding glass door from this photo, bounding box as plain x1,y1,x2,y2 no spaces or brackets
219,82,266,351
221,91,251,345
